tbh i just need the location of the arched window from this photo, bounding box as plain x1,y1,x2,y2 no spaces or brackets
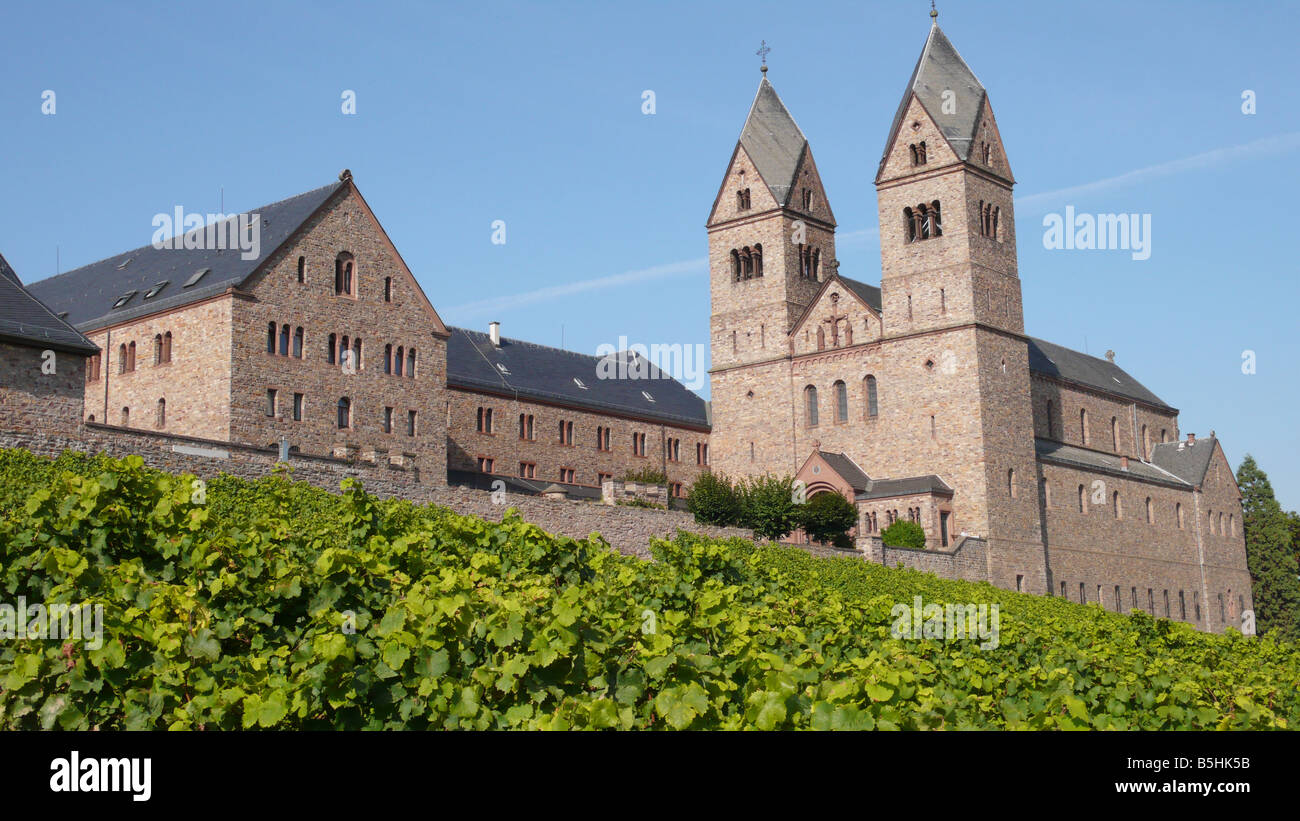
340,335,350,368
327,334,337,365
903,207,916,243
1145,497,1154,524
1229,513,1235,537
394,346,404,376
163,331,172,363
1078,484,1086,513
731,250,741,282
834,380,847,422
929,201,942,237
1080,408,1089,445
1045,400,1055,438
741,247,753,279
267,322,276,354
406,348,415,377
153,334,163,365
1176,502,1184,529
335,252,355,296
865,375,878,418
909,144,918,165
121,406,129,426
384,344,392,374
337,397,351,429
293,327,303,358
279,324,290,356
753,243,763,276
297,256,305,283
918,141,926,163
1007,468,1016,497
1112,491,1122,519
805,385,819,427
156,398,166,429
1111,417,1119,452
812,248,819,278
1218,512,1224,535
384,277,392,302
127,342,135,371
353,338,362,370
118,343,127,373
991,207,999,239
816,326,825,350
1141,425,1149,459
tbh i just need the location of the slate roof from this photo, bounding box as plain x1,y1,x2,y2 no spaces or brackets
880,23,987,177
856,475,954,501
1149,436,1217,487
1035,438,1190,488
446,327,711,429
817,451,872,493
0,251,98,355
739,77,808,206
838,275,882,312
1027,337,1173,411
25,181,346,330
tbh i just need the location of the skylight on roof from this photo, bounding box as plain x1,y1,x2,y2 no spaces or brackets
112,290,137,309
115,257,133,270
496,363,510,375
573,377,588,389
144,281,169,299
184,268,210,288
641,391,655,402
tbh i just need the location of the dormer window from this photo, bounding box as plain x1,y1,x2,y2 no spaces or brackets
144,281,169,299
112,291,137,309
184,268,210,287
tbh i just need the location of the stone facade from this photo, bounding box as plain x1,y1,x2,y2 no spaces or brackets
0,341,87,436
446,385,708,495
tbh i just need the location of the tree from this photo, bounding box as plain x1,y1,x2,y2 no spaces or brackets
624,466,668,485
881,519,926,549
800,492,857,547
686,471,741,527
1236,455,1300,640
737,474,802,542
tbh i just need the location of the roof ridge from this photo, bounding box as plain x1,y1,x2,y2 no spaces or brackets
26,180,342,286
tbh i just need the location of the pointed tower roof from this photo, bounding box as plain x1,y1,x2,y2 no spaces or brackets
880,22,987,173
739,77,809,206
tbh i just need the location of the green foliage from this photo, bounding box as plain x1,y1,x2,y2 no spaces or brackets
799,493,858,546
736,474,802,542
616,499,666,510
881,519,927,549
622,467,668,485
686,471,741,527
0,448,1297,730
1236,455,1300,640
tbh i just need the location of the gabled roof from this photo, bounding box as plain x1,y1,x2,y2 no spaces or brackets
839,275,882,313
1027,337,1174,411
817,451,872,493
446,327,710,429
739,77,809,206
1150,436,1218,487
1035,438,1190,489
856,475,953,501
26,181,346,330
0,251,98,355
879,23,987,176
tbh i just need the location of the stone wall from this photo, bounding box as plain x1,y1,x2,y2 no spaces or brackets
1,426,752,561
860,535,989,584
0,342,87,436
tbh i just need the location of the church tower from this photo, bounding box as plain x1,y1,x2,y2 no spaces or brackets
707,67,836,478
871,17,1048,593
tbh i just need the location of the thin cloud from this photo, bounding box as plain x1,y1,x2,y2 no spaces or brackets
1016,132,1300,210
446,257,706,318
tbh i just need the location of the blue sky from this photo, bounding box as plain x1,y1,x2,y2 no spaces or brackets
3,1,1297,504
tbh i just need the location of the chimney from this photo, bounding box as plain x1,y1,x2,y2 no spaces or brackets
1120,456,1129,471
489,321,500,347
1105,349,1115,364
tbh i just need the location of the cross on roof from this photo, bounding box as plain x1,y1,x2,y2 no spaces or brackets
756,40,771,73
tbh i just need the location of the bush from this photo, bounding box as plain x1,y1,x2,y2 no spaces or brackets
686,470,741,527
737,474,801,542
623,467,668,485
800,492,858,545
880,519,927,548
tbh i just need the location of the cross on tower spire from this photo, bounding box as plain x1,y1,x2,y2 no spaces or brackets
930,1,938,22
756,40,771,73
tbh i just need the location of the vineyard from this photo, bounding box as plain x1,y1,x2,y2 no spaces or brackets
0,448,1296,730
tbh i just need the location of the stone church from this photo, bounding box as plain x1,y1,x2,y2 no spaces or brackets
706,18,1253,631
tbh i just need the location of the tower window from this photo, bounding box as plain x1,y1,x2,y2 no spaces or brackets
337,397,351,429
334,252,355,296
384,276,392,302
834,380,847,422
802,188,813,209
737,188,751,210
865,375,878,418
805,385,819,427
297,256,305,283
909,141,927,166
